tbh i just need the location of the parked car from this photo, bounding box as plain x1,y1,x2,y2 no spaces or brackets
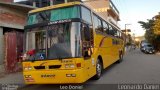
140,40,149,52
143,44,155,54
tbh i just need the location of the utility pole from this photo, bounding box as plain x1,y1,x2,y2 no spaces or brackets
50,0,54,6
33,0,36,7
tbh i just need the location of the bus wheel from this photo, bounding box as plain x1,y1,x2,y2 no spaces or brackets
93,59,102,80
117,52,123,63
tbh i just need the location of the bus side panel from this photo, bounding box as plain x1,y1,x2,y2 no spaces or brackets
94,34,115,69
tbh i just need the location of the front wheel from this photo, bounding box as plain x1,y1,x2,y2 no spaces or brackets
117,52,123,63
93,59,102,80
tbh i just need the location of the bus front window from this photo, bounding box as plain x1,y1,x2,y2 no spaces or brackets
25,22,82,61
26,28,47,61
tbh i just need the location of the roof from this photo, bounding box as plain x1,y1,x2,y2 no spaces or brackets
0,1,36,13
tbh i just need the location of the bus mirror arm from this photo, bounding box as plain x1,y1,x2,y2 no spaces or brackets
83,47,91,59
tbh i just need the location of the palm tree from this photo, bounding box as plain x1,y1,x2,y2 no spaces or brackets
138,19,154,31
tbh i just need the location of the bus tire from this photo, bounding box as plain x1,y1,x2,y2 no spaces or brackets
93,59,102,80
117,51,123,63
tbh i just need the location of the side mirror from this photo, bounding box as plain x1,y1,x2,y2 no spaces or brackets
84,26,90,41
84,50,91,59
82,45,91,58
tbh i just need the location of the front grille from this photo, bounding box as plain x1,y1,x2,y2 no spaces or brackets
34,66,45,69
49,65,61,69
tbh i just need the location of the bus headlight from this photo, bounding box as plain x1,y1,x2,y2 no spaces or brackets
65,64,75,68
24,66,32,70
66,74,76,77
24,75,32,78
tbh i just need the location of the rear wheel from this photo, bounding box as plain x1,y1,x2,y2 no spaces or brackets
93,59,102,80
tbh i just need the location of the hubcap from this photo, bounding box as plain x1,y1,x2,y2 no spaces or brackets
97,62,101,76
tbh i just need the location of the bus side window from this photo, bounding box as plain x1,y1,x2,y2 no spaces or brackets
93,14,103,33
118,31,121,38
114,29,119,38
109,25,115,36
102,21,109,34
81,24,92,58
81,24,90,41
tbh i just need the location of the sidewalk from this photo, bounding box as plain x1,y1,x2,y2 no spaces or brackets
0,72,24,84
0,64,5,78
156,51,160,55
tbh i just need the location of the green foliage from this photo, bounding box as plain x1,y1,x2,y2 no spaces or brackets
138,16,160,51
126,42,132,46
128,34,132,44
153,15,160,35
138,19,154,30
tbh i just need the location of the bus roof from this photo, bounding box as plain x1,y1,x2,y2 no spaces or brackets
29,2,81,13
28,1,121,32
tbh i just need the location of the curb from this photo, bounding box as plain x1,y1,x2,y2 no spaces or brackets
156,52,160,55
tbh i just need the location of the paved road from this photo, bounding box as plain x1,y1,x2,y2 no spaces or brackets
6,49,160,90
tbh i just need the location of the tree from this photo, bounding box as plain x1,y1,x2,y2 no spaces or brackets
138,19,154,31
153,14,160,35
126,34,133,46
138,19,155,43
138,16,160,51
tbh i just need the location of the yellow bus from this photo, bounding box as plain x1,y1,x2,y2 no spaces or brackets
23,1,124,84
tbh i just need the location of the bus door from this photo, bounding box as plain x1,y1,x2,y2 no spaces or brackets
81,23,94,77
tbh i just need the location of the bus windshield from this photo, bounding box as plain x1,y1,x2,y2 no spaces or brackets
25,22,82,61
27,6,80,25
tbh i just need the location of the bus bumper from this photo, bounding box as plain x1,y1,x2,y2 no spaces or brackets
23,69,87,84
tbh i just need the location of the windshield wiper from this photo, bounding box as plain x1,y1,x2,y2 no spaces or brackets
39,13,46,21
55,52,62,60
30,56,36,62
39,12,50,21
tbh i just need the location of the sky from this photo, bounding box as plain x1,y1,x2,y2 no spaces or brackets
14,0,160,36
112,0,160,36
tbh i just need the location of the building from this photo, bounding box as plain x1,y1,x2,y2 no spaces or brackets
16,0,120,27
0,0,13,3
0,0,34,73
83,0,120,27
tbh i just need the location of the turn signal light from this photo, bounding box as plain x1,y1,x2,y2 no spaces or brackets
76,63,81,68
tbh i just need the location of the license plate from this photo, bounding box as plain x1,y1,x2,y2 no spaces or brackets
41,74,55,78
